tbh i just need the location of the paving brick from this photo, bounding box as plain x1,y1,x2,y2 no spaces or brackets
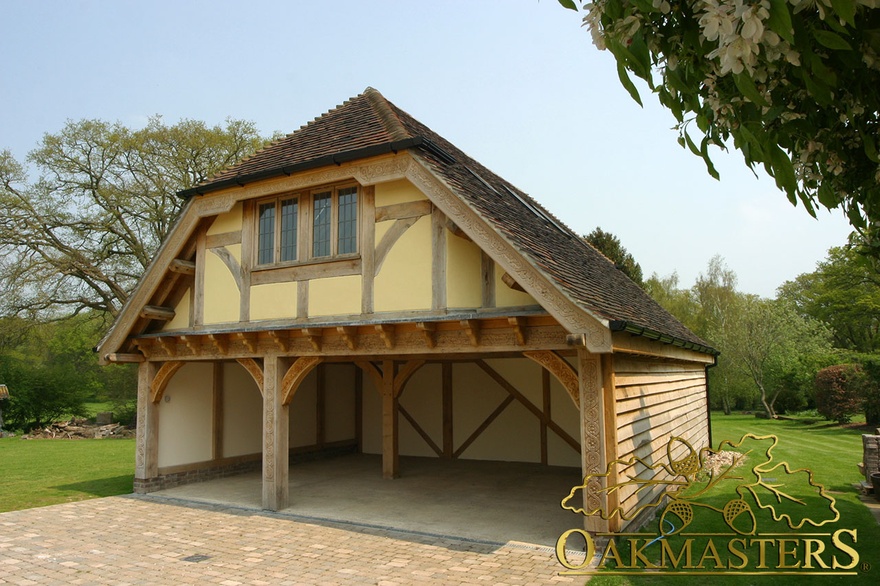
0,496,570,584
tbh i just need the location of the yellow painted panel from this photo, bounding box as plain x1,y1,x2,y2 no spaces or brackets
203,252,240,324
446,234,482,309
250,282,297,321
375,178,427,207
308,275,362,316
375,219,392,247
163,287,191,331
495,263,538,307
227,243,241,263
374,215,432,312
206,202,243,235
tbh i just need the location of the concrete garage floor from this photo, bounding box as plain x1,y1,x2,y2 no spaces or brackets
157,453,584,548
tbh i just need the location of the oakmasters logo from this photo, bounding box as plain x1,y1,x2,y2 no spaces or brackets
555,434,866,577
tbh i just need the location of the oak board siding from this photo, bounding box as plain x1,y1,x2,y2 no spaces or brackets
613,355,709,521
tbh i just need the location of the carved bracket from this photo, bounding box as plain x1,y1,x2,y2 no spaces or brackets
236,357,264,396
281,356,323,405
523,350,580,409
150,361,185,403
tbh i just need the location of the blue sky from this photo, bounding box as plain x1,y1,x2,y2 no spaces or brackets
0,0,852,297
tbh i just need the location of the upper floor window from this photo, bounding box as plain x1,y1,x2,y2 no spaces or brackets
256,184,358,267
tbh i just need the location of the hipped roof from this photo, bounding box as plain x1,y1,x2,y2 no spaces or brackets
181,88,713,354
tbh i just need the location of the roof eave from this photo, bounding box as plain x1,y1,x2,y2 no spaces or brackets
609,320,719,356
177,136,455,199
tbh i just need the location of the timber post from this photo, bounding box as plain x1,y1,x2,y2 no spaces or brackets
381,359,399,479
134,361,159,491
262,355,289,511
578,348,609,533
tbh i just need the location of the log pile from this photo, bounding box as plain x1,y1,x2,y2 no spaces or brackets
22,418,135,440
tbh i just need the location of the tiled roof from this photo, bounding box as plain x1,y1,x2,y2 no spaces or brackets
187,88,713,352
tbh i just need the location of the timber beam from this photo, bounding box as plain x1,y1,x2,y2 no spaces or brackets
126,315,570,360
141,305,176,321
169,259,196,275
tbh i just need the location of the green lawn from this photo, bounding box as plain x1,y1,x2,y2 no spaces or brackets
585,413,880,585
0,436,135,513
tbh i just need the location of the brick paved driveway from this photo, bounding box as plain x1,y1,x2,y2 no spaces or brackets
0,496,580,585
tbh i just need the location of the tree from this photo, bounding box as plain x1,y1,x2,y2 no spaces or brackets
723,296,832,418
584,227,644,285
0,117,266,320
779,235,880,353
560,1,880,234
814,364,864,423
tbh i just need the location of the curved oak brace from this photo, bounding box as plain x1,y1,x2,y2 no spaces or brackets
281,356,323,406
393,359,426,398
523,350,580,409
150,361,185,403
209,247,242,292
236,357,264,396
355,360,384,395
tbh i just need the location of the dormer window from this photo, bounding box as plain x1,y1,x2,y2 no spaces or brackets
256,183,358,267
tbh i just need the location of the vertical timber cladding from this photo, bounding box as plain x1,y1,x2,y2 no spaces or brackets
613,353,710,526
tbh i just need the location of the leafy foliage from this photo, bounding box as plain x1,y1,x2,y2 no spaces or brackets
584,226,644,285
779,233,880,353
646,256,834,416
0,117,266,319
814,363,865,423
560,0,880,234
0,314,135,431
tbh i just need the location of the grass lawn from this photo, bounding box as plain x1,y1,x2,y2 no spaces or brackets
584,413,880,585
0,436,134,513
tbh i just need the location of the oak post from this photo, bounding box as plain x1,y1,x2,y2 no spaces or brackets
578,348,609,533
381,359,399,479
135,361,159,487
262,355,289,510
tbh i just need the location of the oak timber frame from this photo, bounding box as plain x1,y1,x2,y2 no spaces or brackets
113,151,715,534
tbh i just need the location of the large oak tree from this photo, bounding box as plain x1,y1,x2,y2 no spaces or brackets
0,117,266,319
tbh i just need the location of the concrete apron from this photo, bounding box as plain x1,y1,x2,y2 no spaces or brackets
156,453,584,548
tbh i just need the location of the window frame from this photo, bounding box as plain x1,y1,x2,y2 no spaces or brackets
254,182,360,269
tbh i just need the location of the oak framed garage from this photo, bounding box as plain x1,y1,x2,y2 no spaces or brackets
98,88,716,533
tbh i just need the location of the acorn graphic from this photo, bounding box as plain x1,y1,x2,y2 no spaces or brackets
660,500,694,535
722,498,757,535
668,438,700,477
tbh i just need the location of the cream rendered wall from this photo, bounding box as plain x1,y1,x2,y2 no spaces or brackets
163,288,191,331
324,364,356,443
251,282,297,320
203,248,240,324
375,179,427,207
549,381,581,467
374,215,432,312
361,375,381,455
361,359,569,465
289,369,318,448
308,275,361,316
453,361,541,462
398,364,442,457
157,362,213,468
222,361,262,458
446,235,482,309
207,202,243,235
494,263,538,307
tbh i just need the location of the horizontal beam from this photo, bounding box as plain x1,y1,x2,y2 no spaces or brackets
140,305,176,321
